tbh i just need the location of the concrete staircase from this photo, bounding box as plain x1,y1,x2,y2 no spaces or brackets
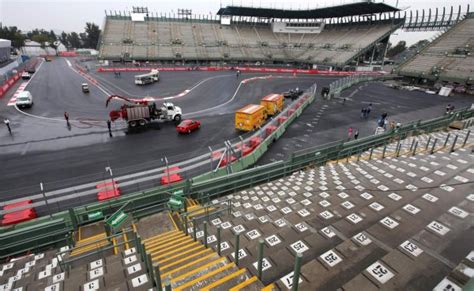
144,229,266,290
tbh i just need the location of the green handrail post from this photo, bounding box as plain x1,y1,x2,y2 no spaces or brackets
257,239,264,280
463,130,470,146
425,136,431,150
164,279,172,291
154,264,163,291
203,221,208,248
68,208,78,230
450,135,458,152
443,133,450,148
382,143,387,159
146,252,153,275
217,226,221,256
291,252,303,291
234,233,240,267
184,214,188,235
369,147,374,160
412,141,418,156
409,139,415,152
430,138,438,154
193,218,197,241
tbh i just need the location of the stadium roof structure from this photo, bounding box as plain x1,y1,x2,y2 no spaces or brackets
217,2,400,19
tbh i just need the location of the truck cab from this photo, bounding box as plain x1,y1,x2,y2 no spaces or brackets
162,102,182,122
81,83,90,93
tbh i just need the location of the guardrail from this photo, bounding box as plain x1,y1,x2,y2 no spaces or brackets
3,74,472,260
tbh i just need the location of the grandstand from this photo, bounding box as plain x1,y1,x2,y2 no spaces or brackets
98,2,403,68
398,13,474,84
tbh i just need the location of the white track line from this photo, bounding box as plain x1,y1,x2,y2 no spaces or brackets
185,75,296,117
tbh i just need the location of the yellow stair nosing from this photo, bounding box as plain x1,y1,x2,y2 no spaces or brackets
229,275,258,291
76,233,106,244
168,212,179,230
71,241,109,256
261,283,275,291
72,241,109,254
161,248,214,272
144,234,186,248
200,268,248,291
147,236,193,254
188,207,215,217
142,230,180,243
173,262,235,291
156,245,205,265
161,252,220,279
169,257,226,283
144,231,184,244
151,240,199,259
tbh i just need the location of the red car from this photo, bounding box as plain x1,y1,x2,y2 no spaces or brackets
176,119,201,134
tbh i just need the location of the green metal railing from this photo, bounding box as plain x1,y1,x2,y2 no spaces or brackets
1,78,472,260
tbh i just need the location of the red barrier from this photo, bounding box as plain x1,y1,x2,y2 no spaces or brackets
249,136,263,149
161,166,183,185
236,143,253,156
59,51,78,57
265,125,278,135
1,208,37,226
97,188,121,201
0,72,22,99
3,200,33,210
277,116,288,125
96,180,117,189
160,174,183,185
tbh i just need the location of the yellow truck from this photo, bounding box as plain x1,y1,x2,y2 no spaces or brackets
261,93,283,116
235,104,267,131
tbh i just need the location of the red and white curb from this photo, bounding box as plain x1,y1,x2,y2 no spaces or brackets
7,82,28,106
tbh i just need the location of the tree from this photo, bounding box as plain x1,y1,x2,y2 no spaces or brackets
67,32,81,48
49,30,57,42
84,22,101,49
0,26,25,49
79,32,87,48
59,31,69,48
31,34,50,48
386,41,407,58
409,39,430,50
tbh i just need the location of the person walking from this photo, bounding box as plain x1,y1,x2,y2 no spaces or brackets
348,127,353,140
107,119,113,137
342,97,346,105
4,118,11,134
360,108,365,119
64,111,70,125
354,129,359,140
366,104,372,118
236,70,240,78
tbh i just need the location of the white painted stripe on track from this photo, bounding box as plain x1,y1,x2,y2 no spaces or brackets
66,59,72,67
7,60,44,106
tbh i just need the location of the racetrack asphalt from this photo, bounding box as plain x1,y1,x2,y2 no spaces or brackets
0,57,336,197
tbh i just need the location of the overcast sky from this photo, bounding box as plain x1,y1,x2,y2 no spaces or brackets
1,0,471,45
